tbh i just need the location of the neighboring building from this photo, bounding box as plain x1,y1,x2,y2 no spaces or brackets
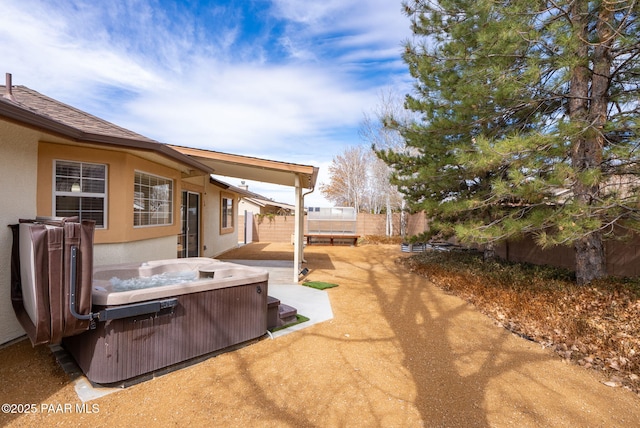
0,74,317,345
235,181,296,216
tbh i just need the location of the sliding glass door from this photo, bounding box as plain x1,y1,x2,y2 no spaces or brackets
178,191,200,258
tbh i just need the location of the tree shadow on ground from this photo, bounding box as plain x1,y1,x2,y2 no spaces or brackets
322,247,635,427
321,250,549,425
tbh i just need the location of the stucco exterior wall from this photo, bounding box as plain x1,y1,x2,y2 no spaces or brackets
37,142,183,244
201,183,221,257
93,236,178,266
0,119,39,344
203,183,240,257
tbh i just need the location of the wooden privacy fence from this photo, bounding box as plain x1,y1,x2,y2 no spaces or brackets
494,233,640,278
237,212,640,277
237,212,428,244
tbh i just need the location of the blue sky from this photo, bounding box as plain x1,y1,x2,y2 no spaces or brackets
1,0,413,206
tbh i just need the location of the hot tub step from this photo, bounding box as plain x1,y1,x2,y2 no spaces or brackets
278,303,298,326
267,296,280,329
279,303,297,320
267,297,298,329
267,296,280,308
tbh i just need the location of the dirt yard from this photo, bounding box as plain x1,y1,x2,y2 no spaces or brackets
1,243,639,427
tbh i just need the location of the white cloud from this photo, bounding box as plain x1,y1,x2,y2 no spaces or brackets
270,0,346,24
271,0,411,65
0,1,163,103
113,61,378,154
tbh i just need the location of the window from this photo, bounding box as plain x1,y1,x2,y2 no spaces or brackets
134,171,173,227
221,194,234,231
54,160,107,227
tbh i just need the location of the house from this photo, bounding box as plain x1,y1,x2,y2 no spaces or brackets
166,145,318,285
0,74,318,345
235,181,296,216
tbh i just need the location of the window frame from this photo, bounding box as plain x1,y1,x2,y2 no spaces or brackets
134,170,174,228
53,160,108,228
220,192,235,234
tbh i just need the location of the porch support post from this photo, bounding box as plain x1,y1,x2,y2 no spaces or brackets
293,174,303,283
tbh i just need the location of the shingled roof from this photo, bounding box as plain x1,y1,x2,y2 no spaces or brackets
0,75,211,175
1,85,157,142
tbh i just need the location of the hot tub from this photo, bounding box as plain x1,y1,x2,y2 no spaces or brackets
63,258,269,384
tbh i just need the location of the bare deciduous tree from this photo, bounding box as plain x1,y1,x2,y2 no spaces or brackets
319,145,370,213
321,91,417,236
360,89,417,235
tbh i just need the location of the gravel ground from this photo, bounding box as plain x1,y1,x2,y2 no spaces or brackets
1,242,639,427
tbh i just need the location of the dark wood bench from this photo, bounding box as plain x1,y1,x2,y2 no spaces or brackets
304,234,360,246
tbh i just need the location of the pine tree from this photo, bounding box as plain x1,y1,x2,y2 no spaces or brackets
378,0,640,284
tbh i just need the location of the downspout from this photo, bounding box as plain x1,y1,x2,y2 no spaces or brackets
300,186,315,265
292,175,316,283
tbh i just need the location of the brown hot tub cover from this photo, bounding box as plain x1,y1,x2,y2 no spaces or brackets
9,217,95,346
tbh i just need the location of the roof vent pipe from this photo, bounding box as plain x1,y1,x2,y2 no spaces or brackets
4,73,16,102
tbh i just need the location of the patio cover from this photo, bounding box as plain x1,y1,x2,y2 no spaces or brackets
169,145,319,282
